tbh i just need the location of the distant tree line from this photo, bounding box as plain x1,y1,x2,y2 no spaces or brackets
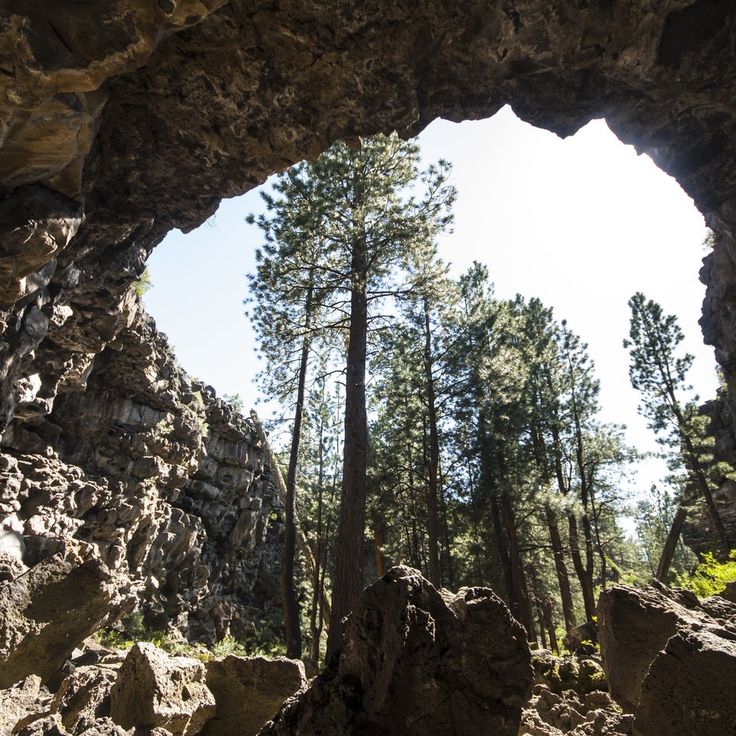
245,134,731,666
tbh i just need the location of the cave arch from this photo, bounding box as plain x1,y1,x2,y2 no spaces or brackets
3,2,736,431
2,0,736,649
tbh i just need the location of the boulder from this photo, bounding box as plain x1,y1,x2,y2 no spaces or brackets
50,665,118,732
14,715,69,736
202,655,306,736
109,642,216,735
634,629,736,736
0,675,48,734
259,566,532,736
598,582,736,735
597,582,736,713
0,546,114,687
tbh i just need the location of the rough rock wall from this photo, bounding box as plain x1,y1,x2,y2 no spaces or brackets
4,2,736,624
1,293,284,641
683,392,736,553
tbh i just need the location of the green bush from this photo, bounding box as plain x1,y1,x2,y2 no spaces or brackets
675,550,736,597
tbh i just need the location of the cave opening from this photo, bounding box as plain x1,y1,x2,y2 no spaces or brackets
144,105,717,500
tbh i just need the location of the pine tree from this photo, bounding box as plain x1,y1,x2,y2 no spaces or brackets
624,292,729,574
249,133,455,662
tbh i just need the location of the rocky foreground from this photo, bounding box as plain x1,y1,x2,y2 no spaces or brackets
1,564,735,735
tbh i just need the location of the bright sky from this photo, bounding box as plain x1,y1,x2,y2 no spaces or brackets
146,105,716,501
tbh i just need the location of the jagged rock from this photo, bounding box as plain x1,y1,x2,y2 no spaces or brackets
719,580,736,604
0,675,48,734
564,620,598,655
577,658,607,695
0,307,284,642
109,642,216,735
14,714,69,736
598,584,694,712
531,651,607,697
634,629,736,736
50,665,118,733
260,566,532,736
202,655,306,736
520,684,632,736
598,582,736,734
0,545,114,688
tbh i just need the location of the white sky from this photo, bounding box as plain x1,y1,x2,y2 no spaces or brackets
146,105,716,502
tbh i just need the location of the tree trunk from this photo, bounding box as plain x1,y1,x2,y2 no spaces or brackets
251,411,332,638
544,504,576,632
567,512,596,621
541,598,558,653
281,282,313,659
308,388,327,670
439,465,454,590
326,238,368,665
423,297,442,586
656,506,688,582
372,510,386,578
500,488,535,641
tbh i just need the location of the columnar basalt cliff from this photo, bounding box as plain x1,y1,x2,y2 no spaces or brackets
2,1,736,632
1,292,285,641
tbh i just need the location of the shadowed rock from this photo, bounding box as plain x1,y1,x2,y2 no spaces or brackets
0,546,113,688
635,629,736,736
598,582,736,736
259,566,532,736
203,655,306,736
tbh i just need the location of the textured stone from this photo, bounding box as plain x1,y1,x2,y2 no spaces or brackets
260,566,532,736
0,545,114,688
203,655,306,736
0,675,48,735
0,307,284,642
598,582,736,717
520,685,632,736
635,629,736,736
50,665,118,733
109,642,216,735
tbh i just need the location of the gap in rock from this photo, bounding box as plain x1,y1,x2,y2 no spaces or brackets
145,105,716,502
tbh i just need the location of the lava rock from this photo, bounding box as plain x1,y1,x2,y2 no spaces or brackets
202,655,306,736
634,629,736,736
109,642,215,735
260,566,532,736
0,546,113,688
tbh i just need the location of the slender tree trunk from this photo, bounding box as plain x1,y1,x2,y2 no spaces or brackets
536,599,548,649
327,238,368,665
656,506,688,582
568,512,596,620
423,297,442,586
589,487,608,590
407,436,421,568
439,465,454,590
308,389,327,670
544,504,577,632
282,282,313,658
541,598,558,653
500,488,535,641
490,492,515,603
679,427,731,552
372,509,386,578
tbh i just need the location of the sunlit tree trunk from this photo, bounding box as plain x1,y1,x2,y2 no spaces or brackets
327,235,368,664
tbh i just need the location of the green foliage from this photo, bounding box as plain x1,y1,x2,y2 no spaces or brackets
675,550,736,597
133,268,153,298
93,612,284,660
222,392,245,414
